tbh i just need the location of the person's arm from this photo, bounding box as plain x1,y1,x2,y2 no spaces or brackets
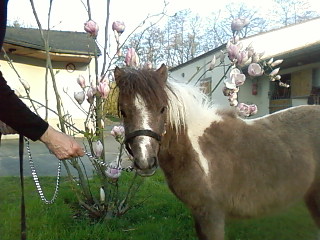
1,1,48,140
0,0,84,159
0,72,49,141
0,73,85,159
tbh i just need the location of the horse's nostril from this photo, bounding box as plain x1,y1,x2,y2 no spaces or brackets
150,157,158,168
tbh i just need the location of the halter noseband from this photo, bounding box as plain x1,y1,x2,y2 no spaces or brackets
124,129,162,157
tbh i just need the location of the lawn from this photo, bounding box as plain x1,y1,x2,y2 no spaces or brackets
0,172,318,240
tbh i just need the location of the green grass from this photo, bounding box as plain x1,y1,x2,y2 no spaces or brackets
0,172,318,240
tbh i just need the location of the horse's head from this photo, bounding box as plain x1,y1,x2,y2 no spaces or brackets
114,64,169,177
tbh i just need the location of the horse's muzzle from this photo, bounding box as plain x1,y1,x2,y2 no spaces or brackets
134,156,158,177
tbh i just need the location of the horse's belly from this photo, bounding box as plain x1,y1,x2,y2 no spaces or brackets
226,179,313,218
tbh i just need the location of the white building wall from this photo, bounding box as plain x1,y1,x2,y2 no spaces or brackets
169,18,320,118
0,54,96,139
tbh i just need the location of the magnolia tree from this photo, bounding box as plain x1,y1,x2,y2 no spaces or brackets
1,0,168,220
222,18,286,117
56,3,167,218
188,18,287,117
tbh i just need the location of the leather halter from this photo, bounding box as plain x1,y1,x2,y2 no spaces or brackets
124,129,162,157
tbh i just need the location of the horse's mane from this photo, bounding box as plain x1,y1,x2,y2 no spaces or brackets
116,67,222,131
166,79,221,131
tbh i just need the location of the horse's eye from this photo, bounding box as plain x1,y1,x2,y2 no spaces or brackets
120,110,127,118
160,106,167,114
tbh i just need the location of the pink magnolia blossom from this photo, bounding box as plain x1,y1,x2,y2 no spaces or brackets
77,75,86,88
245,44,255,58
271,59,284,67
93,140,103,157
209,55,216,70
279,81,290,88
100,187,105,202
108,72,115,82
112,21,125,35
227,41,240,62
228,92,239,106
224,68,246,89
125,48,140,67
237,103,258,117
251,52,264,63
74,91,85,105
97,80,110,99
236,50,249,67
21,79,30,91
14,89,22,97
248,63,264,77
105,156,122,179
269,67,280,77
86,87,96,104
231,18,250,32
222,87,233,96
143,61,153,69
111,125,125,138
105,165,121,179
219,50,225,63
267,58,274,65
273,75,281,81
249,104,258,115
84,20,99,37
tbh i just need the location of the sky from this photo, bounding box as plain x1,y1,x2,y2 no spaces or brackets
7,0,216,32
7,0,320,31
6,0,320,64
7,0,320,42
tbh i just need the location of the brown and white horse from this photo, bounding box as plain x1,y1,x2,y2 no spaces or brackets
114,64,320,240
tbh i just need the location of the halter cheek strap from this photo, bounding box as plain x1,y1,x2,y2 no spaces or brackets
124,129,162,157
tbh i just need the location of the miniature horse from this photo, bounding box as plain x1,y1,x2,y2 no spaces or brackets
114,64,320,240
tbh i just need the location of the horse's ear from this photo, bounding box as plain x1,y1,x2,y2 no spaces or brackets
114,66,122,84
156,63,168,83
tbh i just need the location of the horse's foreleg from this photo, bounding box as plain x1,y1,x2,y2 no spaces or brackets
192,208,225,240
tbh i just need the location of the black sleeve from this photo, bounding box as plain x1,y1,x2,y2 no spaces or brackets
0,72,49,141
0,0,9,50
0,0,48,141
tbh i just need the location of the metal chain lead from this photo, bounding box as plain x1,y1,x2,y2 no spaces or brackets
25,138,61,204
25,138,134,204
84,151,134,172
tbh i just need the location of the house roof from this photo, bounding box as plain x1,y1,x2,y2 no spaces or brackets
3,26,101,62
170,17,320,72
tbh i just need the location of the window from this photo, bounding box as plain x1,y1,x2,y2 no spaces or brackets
270,74,291,100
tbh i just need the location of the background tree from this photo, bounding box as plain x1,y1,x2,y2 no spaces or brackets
124,0,320,68
272,0,319,27
200,2,270,51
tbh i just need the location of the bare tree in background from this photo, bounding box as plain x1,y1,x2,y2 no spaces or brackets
124,0,319,68
202,2,269,50
273,0,319,27
139,25,165,67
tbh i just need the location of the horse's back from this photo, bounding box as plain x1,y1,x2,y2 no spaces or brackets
201,105,320,217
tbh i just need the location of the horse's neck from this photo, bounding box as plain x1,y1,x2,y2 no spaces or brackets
159,126,199,174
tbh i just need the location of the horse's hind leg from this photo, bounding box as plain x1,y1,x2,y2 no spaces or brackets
305,189,320,228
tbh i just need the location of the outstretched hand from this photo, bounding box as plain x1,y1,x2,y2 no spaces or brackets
40,126,85,160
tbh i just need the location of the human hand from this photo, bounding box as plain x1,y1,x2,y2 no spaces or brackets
40,126,85,160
